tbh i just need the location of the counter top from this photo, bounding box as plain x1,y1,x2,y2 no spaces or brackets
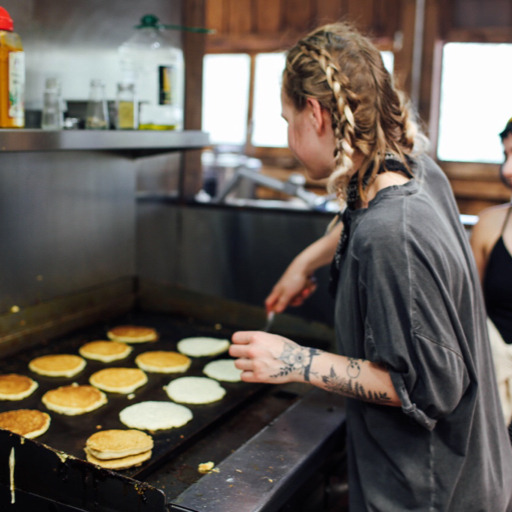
0,129,210,156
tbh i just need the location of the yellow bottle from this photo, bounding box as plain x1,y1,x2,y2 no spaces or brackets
0,7,24,128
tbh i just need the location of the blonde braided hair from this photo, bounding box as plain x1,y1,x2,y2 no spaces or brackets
283,22,425,205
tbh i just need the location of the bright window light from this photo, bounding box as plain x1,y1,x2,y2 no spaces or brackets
202,54,250,145
437,43,512,163
252,52,288,147
381,51,394,75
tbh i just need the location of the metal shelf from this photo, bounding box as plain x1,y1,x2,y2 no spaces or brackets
0,129,209,156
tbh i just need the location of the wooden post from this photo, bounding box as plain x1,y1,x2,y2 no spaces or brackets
181,0,207,200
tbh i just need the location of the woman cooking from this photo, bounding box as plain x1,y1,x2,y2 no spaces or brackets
229,22,512,511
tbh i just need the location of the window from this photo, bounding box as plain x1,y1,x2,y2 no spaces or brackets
252,52,287,147
201,54,251,146
437,43,512,163
202,50,395,150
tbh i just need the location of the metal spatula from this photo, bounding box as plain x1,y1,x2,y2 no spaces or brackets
262,311,275,332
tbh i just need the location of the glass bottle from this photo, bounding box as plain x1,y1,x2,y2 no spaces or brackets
116,81,136,129
85,79,109,129
41,77,63,130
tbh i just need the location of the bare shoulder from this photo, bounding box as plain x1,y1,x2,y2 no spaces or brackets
475,203,510,229
471,203,510,248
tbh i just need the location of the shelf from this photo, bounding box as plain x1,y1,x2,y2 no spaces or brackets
0,129,210,156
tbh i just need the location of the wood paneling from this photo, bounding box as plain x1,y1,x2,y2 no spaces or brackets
227,0,253,34
316,0,348,24
255,0,283,33
282,0,315,33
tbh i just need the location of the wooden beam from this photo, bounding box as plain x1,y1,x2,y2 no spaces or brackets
182,0,207,199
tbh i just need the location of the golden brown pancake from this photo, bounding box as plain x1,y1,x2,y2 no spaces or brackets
106,325,158,343
42,384,107,415
0,374,38,400
89,368,147,394
79,340,132,362
135,350,191,373
0,409,50,438
85,429,153,459
29,354,86,378
85,449,152,470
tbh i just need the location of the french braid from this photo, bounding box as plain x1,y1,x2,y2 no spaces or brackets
283,22,425,206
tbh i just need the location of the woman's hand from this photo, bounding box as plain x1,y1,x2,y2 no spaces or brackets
229,331,311,384
265,265,317,314
264,221,343,314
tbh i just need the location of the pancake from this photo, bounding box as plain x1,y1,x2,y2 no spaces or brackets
0,409,50,438
107,325,158,343
29,354,86,378
85,429,153,460
164,376,226,404
42,384,107,415
0,374,39,400
89,368,147,394
177,337,230,357
203,359,242,382
79,340,132,362
119,401,193,431
85,449,152,470
135,351,191,374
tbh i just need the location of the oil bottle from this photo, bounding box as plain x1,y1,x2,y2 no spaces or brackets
118,14,184,130
0,7,24,128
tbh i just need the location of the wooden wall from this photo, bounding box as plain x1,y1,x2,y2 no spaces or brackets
201,0,512,214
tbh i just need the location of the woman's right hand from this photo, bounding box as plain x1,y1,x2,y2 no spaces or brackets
265,262,317,314
265,220,343,314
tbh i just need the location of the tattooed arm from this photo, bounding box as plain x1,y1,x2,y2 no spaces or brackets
229,331,401,407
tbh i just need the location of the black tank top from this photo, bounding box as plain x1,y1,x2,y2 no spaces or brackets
483,206,512,344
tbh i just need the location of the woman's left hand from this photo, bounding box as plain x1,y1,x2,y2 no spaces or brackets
229,331,306,384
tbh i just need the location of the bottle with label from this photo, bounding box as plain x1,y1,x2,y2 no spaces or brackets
0,7,24,128
118,14,184,130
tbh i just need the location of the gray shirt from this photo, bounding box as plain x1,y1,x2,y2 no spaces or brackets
334,154,512,511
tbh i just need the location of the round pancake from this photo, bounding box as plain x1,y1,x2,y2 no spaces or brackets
79,340,132,362
0,409,50,438
0,374,39,400
85,429,153,459
119,401,193,431
135,351,191,374
177,337,230,357
29,354,86,378
107,325,158,343
85,449,152,470
89,368,147,394
164,376,226,404
203,359,242,382
42,385,107,415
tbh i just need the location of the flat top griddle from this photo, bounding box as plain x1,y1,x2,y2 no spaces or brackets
0,310,265,480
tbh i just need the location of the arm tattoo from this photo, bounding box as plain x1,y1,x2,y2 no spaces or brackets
322,364,392,405
271,344,320,382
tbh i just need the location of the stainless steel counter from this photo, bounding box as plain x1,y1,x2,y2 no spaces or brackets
0,129,209,157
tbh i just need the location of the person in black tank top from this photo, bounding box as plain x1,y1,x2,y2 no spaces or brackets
471,116,512,443
483,205,512,344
